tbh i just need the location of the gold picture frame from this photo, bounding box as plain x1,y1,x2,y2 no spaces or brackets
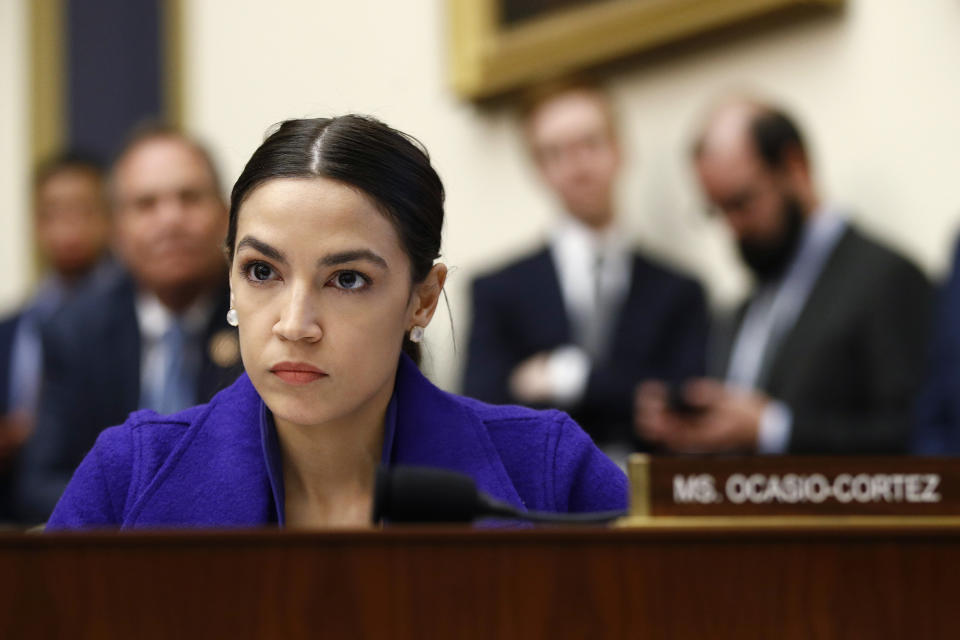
449,0,844,100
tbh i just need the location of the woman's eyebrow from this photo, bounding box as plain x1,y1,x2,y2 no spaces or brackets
319,249,388,269
236,236,287,264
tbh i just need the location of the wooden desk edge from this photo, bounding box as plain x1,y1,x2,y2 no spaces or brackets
616,514,960,529
5,517,960,549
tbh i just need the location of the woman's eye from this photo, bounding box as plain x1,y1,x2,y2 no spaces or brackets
331,270,368,291
246,262,276,282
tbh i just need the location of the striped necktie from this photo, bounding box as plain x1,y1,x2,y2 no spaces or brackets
155,319,197,414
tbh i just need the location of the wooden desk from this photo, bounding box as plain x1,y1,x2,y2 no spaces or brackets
2,523,958,639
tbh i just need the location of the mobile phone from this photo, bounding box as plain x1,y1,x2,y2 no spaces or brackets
666,383,705,415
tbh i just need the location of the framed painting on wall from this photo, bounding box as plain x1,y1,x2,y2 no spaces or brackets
449,0,844,100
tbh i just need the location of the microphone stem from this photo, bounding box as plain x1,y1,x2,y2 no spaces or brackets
480,495,625,525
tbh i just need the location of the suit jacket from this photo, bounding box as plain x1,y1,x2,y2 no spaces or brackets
914,236,960,454
465,246,708,448
714,225,933,454
0,312,21,520
46,355,628,529
14,272,243,523
0,312,21,418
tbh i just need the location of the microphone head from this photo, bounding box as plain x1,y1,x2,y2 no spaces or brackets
372,466,481,524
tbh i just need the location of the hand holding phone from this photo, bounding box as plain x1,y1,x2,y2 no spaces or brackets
666,382,706,415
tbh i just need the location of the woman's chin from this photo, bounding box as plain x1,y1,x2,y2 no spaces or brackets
263,395,334,429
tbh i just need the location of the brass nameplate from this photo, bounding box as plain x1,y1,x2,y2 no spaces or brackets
628,455,960,517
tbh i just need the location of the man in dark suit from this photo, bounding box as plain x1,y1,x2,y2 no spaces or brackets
0,153,117,522
14,126,242,522
465,79,709,459
636,97,932,454
915,237,960,454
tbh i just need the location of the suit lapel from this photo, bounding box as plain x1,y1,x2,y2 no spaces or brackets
104,278,142,413
761,228,855,392
197,281,242,402
606,254,659,362
712,302,750,380
0,314,22,414
529,248,573,347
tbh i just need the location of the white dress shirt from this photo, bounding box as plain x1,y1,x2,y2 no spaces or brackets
7,258,120,415
136,292,214,411
545,214,632,406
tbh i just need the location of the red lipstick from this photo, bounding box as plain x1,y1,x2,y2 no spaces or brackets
270,362,328,385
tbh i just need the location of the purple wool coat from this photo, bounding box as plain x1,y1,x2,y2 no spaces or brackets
46,355,628,529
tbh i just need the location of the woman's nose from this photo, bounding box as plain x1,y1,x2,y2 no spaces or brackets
273,286,322,342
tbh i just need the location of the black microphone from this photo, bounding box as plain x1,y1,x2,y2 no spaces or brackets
371,465,626,525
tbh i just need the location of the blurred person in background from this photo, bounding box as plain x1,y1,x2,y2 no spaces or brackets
636,97,932,454
0,153,117,522
465,78,709,464
13,126,243,523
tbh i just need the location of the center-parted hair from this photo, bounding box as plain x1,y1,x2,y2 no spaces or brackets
227,115,445,365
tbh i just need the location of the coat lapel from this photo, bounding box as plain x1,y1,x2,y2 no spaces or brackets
99,278,142,417
390,356,525,510
124,374,273,527
761,229,854,393
526,248,573,349
711,303,749,379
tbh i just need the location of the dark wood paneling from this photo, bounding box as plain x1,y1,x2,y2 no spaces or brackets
1,526,959,639
66,0,164,160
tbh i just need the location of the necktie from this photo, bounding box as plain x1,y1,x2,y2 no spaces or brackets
580,251,613,362
156,320,196,414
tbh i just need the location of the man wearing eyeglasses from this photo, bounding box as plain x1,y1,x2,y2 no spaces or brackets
636,97,932,455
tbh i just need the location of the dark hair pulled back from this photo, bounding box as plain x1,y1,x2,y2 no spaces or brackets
227,115,445,366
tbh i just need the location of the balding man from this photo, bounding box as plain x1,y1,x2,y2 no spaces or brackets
636,98,932,454
465,79,709,462
14,126,242,522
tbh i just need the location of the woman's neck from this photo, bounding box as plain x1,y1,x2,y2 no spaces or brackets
274,378,393,529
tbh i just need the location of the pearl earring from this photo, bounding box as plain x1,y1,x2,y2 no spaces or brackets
409,326,424,343
226,309,239,327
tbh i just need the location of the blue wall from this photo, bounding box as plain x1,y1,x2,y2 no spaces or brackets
66,0,164,161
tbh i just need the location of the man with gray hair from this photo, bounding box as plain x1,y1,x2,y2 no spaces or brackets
14,126,242,523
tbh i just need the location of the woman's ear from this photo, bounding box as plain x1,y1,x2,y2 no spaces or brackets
408,264,448,329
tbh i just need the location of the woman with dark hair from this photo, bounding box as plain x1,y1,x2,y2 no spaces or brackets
46,116,627,529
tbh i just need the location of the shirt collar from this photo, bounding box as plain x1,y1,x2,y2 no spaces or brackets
803,205,846,251
258,383,400,526
135,291,215,342
551,213,627,258
754,206,847,293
